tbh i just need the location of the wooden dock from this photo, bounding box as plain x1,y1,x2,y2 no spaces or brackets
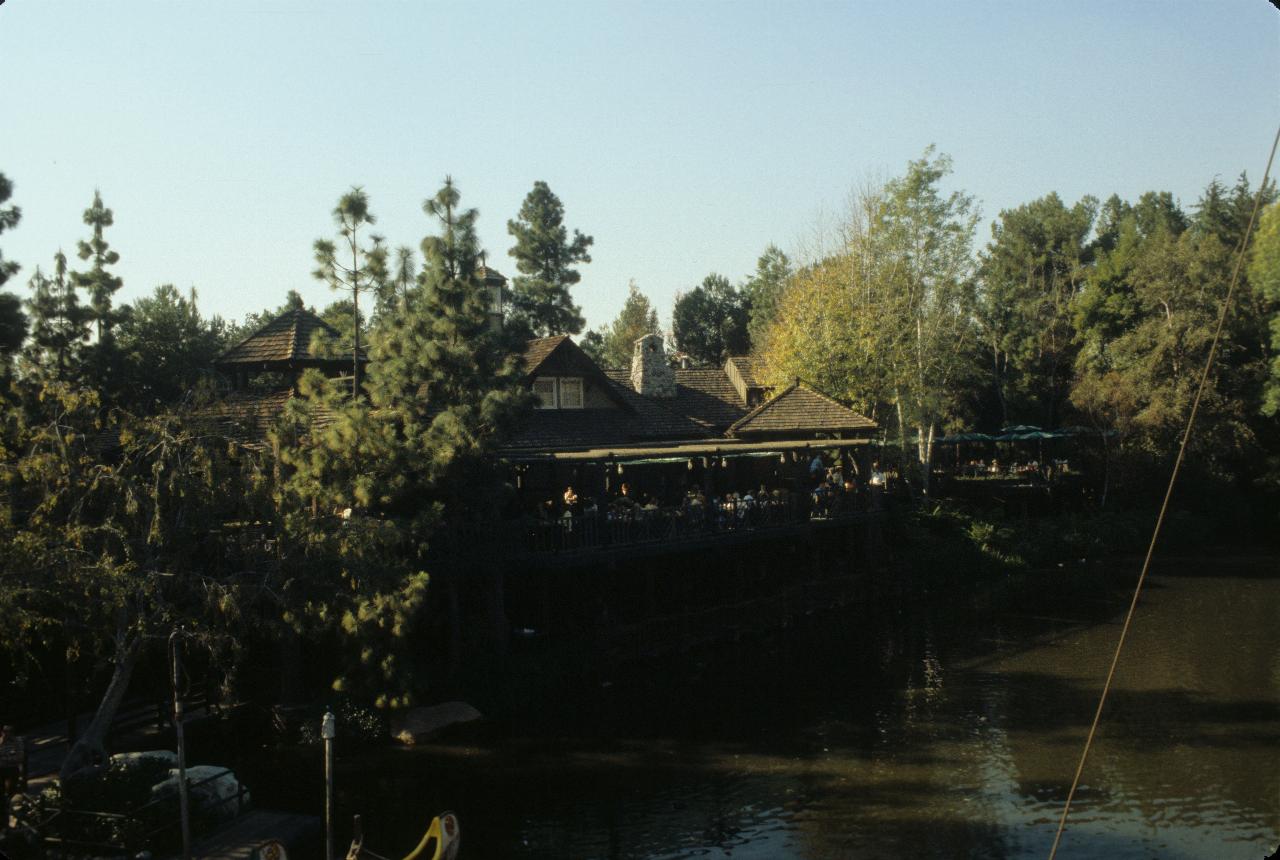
173,810,321,860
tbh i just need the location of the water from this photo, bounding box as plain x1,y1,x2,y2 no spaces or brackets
261,556,1280,859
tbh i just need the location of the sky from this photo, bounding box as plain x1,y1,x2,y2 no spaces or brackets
1,1,1277,334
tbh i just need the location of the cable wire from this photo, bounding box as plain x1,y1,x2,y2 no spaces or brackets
1046,122,1280,860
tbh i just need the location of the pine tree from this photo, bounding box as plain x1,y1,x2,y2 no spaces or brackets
507,181,594,337
25,251,90,381
71,191,127,389
599,280,661,367
0,173,26,374
276,177,531,701
115,284,228,408
313,187,386,391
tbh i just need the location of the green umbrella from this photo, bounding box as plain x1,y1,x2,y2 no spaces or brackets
939,431,994,443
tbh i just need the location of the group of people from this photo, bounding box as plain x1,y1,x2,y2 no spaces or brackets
527,451,878,543
954,458,1069,480
808,454,870,516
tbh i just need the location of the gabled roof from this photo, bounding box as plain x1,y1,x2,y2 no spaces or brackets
504,368,707,451
523,334,622,399
728,381,877,437
216,308,365,368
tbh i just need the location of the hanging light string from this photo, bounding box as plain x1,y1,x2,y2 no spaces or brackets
1047,122,1280,860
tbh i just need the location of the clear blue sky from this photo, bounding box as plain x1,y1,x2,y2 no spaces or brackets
1,1,1276,333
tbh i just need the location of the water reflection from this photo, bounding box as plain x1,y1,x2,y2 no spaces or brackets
255,558,1280,859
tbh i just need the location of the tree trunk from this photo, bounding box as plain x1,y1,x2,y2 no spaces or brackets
918,422,935,497
60,637,144,780
1099,432,1111,510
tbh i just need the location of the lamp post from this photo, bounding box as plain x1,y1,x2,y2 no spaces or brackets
170,627,192,860
322,709,336,860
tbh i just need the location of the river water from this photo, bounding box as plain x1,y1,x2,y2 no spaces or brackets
282,556,1280,859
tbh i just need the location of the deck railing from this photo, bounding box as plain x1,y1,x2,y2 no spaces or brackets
510,490,872,556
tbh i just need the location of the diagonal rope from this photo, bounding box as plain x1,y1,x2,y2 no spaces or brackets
1046,122,1280,860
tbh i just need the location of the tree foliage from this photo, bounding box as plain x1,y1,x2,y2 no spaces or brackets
743,244,792,354
596,280,662,367
507,181,594,337
115,284,228,408
24,252,90,383
976,193,1096,427
72,191,126,349
0,385,268,776
765,147,980,491
1248,202,1280,415
313,187,386,390
277,177,531,701
0,173,26,374
672,273,750,366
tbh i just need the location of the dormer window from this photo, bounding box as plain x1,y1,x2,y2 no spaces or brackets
533,376,584,409
559,377,583,409
533,377,557,409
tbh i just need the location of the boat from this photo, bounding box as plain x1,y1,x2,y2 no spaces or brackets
345,811,460,860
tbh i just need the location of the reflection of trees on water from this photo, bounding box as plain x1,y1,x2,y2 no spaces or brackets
243,562,1278,858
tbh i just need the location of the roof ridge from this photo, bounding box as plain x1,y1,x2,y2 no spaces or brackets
727,380,799,432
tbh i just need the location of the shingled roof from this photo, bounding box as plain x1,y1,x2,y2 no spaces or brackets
728,381,877,438
192,389,335,450
216,308,366,369
505,370,707,451
725,356,765,389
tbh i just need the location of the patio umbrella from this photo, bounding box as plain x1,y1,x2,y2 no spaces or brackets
938,431,994,443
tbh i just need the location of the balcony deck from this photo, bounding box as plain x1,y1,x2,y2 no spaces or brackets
439,493,886,568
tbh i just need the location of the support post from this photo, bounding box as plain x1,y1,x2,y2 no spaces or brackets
322,709,336,860
170,628,192,860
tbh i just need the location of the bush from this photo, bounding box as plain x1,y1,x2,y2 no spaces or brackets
296,696,386,746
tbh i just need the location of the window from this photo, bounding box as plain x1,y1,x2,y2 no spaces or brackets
533,377,557,409
532,376,584,409
558,377,583,409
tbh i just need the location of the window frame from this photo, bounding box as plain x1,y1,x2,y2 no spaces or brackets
557,377,584,409
532,376,557,410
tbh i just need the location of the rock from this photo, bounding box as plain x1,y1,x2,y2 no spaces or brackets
150,765,249,823
389,702,482,745
110,750,178,768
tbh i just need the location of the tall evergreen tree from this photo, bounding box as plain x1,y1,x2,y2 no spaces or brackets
73,190,125,342
71,191,128,390
313,187,386,391
0,173,26,374
116,284,228,408
672,273,751,366
599,280,661,367
506,181,594,337
25,251,90,382
277,177,531,700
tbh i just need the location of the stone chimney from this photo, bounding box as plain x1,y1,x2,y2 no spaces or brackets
631,333,676,398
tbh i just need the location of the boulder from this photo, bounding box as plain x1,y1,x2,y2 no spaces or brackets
389,702,482,745
150,765,249,823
